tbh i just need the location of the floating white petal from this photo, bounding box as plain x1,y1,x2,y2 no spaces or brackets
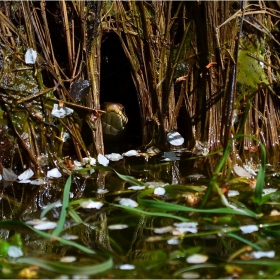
47,168,62,178
18,168,34,181
167,130,184,146
2,168,18,181
25,48,37,64
122,150,139,157
233,164,251,178
98,154,109,166
18,179,31,184
8,246,23,258
80,200,103,209
108,224,128,230
51,104,74,118
128,186,146,191
228,190,240,197
186,254,208,264
154,226,173,234
240,225,258,234
97,189,109,194
60,256,76,263
154,187,166,195
119,264,135,270
263,188,277,195
119,198,138,208
252,251,275,259
243,164,257,176
105,153,123,161
30,178,45,185
167,237,180,245
26,219,57,230
61,234,79,240
181,272,200,279
82,157,96,166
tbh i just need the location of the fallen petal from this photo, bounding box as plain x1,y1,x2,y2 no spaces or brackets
119,198,138,208
98,154,109,166
186,254,208,264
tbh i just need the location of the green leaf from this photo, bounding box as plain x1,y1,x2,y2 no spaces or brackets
16,255,113,275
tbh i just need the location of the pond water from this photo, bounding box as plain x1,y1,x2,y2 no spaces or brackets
1,151,280,279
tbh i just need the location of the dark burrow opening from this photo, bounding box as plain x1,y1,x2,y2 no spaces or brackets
100,32,142,152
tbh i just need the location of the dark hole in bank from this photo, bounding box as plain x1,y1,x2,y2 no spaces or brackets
100,32,142,152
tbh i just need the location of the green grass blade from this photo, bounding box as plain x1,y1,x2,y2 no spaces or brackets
0,221,95,254
40,200,61,220
173,264,217,276
52,175,72,236
226,232,262,250
16,255,113,275
113,204,189,222
138,198,258,217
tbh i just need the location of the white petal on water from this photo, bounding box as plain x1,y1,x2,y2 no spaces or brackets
174,222,198,228
252,251,275,259
263,188,278,195
228,190,240,197
119,198,138,207
18,179,31,184
186,254,208,264
108,224,128,230
240,225,259,234
2,168,18,181
51,104,74,118
26,220,57,230
30,178,45,185
181,272,200,279
60,256,76,263
167,237,180,245
8,246,23,258
61,234,79,240
105,153,123,161
82,157,96,166
119,264,135,270
97,189,109,194
243,164,257,176
18,168,34,181
25,48,37,64
128,186,146,190
270,209,280,216
233,164,252,178
122,150,139,157
154,226,173,234
187,173,206,180
62,132,70,142
80,200,103,209
154,187,166,195
167,130,184,146
73,160,82,167
147,181,168,188
47,168,62,178
97,154,109,166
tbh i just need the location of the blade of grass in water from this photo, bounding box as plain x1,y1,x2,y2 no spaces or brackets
200,134,266,207
0,221,95,254
40,200,61,220
226,232,262,250
16,255,113,275
173,264,217,276
113,204,189,222
52,175,72,236
138,198,258,218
